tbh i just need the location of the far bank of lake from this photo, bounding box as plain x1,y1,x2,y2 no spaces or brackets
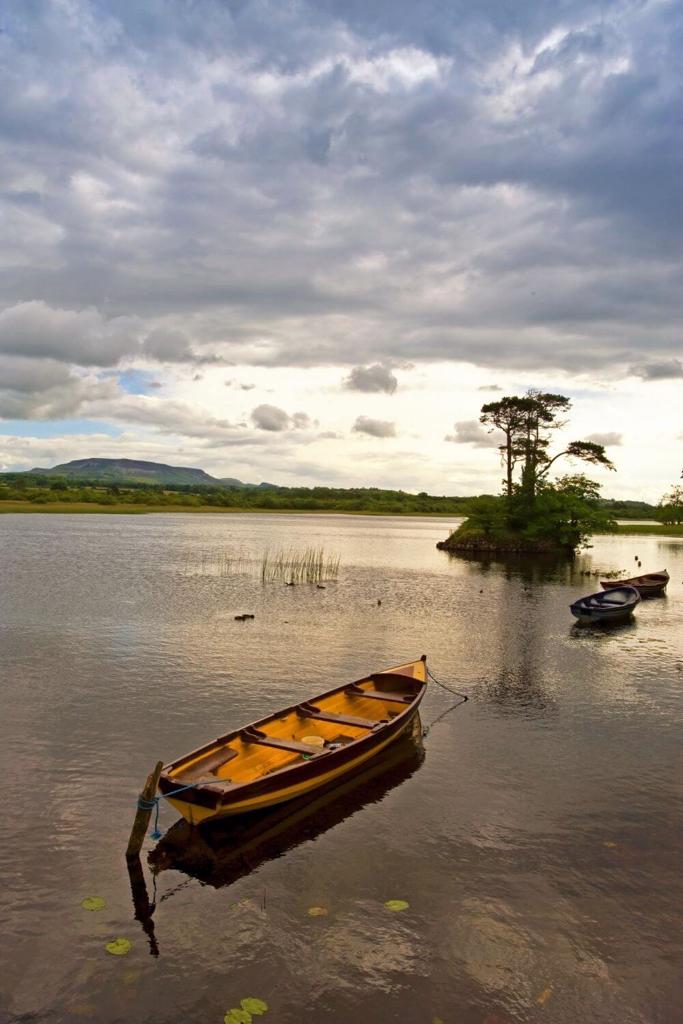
1,499,681,538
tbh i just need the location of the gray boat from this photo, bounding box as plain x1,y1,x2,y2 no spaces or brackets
570,585,640,625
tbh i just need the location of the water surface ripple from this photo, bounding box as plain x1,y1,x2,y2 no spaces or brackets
1,513,682,1023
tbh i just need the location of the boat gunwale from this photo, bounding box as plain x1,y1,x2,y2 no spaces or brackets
159,659,427,808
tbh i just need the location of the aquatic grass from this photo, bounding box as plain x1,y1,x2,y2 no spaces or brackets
260,546,341,583
182,545,341,582
183,548,253,578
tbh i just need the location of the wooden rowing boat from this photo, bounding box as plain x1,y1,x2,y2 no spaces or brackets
570,585,640,625
151,724,424,885
158,656,428,825
600,569,669,597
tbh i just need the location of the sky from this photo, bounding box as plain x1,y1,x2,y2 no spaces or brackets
0,0,681,499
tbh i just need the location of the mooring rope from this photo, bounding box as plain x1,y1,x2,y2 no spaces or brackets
138,779,229,840
422,665,469,736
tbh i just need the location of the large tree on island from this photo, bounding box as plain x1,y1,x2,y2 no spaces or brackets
481,390,615,503
438,388,618,553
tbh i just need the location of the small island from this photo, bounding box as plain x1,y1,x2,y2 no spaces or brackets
438,390,617,555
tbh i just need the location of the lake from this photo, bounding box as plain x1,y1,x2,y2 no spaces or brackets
1,513,682,1024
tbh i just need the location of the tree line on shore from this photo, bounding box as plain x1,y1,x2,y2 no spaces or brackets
0,475,473,515
0,469,671,520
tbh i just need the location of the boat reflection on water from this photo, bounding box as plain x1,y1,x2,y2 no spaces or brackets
148,717,425,890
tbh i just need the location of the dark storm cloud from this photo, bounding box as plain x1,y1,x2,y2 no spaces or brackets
143,328,194,362
0,0,680,382
352,416,396,438
0,302,141,366
344,363,398,394
630,359,683,381
0,354,117,419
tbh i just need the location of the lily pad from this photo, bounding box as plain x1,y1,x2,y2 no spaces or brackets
307,906,328,917
105,938,132,956
535,986,553,1006
241,997,268,1015
224,1010,252,1024
384,899,409,912
81,896,106,912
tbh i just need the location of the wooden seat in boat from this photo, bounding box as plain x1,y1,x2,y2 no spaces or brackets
241,727,325,756
299,703,379,729
346,686,413,703
174,747,238,781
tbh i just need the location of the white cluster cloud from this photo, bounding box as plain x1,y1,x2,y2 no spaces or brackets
445,421,501,448
251,404,311,432
352,416,396,438
585,432,623,447
344,364,398,394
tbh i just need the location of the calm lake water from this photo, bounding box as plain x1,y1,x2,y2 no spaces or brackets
1,513,682,1024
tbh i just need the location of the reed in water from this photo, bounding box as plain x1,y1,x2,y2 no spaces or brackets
260,546,341,583
184,549,252,577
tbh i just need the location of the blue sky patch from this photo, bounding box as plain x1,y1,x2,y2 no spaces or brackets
0,420,121,438
117,369,162,395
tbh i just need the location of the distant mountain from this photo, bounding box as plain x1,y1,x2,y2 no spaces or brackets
28,458,231,486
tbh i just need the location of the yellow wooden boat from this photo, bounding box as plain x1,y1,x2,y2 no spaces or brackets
151,724,424,885
158,655,428,825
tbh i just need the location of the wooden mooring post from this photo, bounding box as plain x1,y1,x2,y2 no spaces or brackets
126,760,164,860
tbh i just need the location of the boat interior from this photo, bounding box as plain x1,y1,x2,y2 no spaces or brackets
167,672,423,788
586,588,635,607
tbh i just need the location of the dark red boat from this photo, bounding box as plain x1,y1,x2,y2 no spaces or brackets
601,570,669,597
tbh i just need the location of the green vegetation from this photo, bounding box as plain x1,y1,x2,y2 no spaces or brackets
261,547,341,583
0,455,667,525
603,522,683,537
657,484,683,525
596,498,658,520
0,472,473,515
440,390,617,554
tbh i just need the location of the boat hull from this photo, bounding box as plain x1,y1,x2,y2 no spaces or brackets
571,605,635,625
601,570,669,597
163,709,421,823
570,585,640,625
158,657,428,826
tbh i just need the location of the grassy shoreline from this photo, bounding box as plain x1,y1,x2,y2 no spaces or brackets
1,500,682,536
596,522,683,537
0,500,461,518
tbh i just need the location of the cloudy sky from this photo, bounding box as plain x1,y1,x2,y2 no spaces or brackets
1,0,680,498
